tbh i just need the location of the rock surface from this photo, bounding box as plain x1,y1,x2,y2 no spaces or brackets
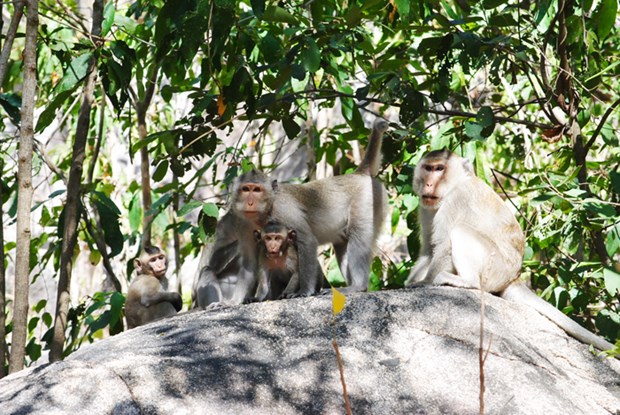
1,287,619,415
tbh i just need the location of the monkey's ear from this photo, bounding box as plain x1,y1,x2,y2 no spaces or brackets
271,179,278,191
288,229,297,242
254,230,262,241
462,158,474,174
134,258,143,273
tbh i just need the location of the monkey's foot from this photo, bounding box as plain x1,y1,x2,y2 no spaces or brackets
204,302,231,311
406,280,433,289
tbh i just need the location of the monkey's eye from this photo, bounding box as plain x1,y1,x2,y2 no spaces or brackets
253,187,262,193
436,165,445,171
241,186,250,192
424,165,433,172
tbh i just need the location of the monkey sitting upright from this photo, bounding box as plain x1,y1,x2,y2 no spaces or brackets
406,149,616,353
125,246,183,329
253,221,326,301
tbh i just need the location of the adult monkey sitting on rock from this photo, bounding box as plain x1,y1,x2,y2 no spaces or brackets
406,148,616,354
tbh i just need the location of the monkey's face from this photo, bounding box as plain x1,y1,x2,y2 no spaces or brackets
262,233,286,258
236,182,270,217
415,160,446,209
147,253,168,278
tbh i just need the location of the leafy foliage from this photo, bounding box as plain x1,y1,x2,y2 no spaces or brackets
0,0,619,367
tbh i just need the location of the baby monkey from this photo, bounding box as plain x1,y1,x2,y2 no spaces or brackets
125,246,183,329
253,221,326,301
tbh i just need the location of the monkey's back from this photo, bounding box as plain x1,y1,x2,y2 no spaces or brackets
275,174,388,245
440,175,525,291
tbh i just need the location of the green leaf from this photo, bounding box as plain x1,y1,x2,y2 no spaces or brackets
33,299,47,313
93,192,124,257
283,117,301,139
394,0,410,20
603,268,620,296
128,192,141,233
102,1,115,37
611,172,620,195
262,5,298,25
202,202,220,218
178,201,203,216
0,93,21,125
36,87,78,132
593,0,617,39
251,0,265,18
303,38,321,73
488,13,517,27
464,121,483,140
153,160,169,182
606,224,620,259
56,53,93,94
148,194,173,215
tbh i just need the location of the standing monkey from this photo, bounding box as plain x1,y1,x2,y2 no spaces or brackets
269,118,390,296
125,246,182,329
406,149,616,352
253,221,326,301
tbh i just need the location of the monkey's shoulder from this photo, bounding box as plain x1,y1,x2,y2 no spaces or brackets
130,274,166,291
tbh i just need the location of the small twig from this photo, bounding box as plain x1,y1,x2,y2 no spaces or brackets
332,338,352,415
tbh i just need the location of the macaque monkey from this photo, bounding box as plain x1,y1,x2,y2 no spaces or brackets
406,149,616,353
258,118,389,296
125,246,183,329
192,118,389,305
192,171,275,308
253,221,326,301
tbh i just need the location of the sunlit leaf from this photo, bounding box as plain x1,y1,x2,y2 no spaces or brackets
178,201,203,216
593,0,617,39
332,287,346,315
56,53,93,94
102,1,115,37
603,268,620,296
202,202,220,218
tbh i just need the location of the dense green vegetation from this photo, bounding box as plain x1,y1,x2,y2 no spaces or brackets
0,0,618,371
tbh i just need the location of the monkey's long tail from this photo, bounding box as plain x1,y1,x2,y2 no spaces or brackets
501,282,617,355
356,119,389,176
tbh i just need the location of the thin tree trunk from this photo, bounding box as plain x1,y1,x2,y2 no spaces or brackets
172,174,182,295
9,0,37,374
0,160,7,378
49,0,104,363
85,87,122,293
0,0,25,89
136,66,158,248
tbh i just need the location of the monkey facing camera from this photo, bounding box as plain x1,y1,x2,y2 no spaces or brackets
191,119,390,308
253,221,329,301
125,246,183,329
406,149,615,353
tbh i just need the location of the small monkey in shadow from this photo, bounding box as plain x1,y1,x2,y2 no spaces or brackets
125,246,183,329
253,221,326,301
406,149,616,353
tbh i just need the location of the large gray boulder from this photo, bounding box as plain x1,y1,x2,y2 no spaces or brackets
1,287,619,415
